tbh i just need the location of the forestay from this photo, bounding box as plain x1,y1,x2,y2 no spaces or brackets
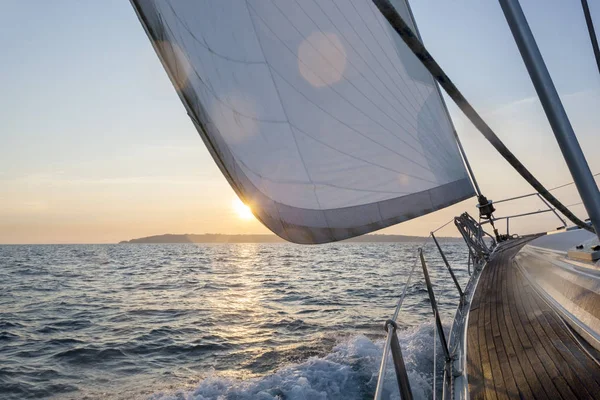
131,0,475,243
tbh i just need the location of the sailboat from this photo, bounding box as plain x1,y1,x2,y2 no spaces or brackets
129,0,600,398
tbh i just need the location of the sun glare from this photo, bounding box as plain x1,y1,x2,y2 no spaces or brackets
233,197,254,220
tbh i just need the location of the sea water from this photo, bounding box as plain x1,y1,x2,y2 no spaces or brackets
0,242,470,399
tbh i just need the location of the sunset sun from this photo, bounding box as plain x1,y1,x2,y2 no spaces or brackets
232,197,254,220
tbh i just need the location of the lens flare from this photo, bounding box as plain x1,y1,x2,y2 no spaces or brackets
298,32,347,88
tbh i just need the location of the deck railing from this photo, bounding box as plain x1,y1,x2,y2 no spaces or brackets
482,193,571,236
479,173,598,237
373,183,592,399
374,213,493,400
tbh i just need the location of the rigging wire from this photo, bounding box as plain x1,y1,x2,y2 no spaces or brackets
431,218,455,234
372,0,594,233
494,171,600,204
548,171,600,192
581,0,600,76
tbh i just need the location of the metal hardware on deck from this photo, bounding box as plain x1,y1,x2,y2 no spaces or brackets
460,227,478,268
455,213,495,265
476,195,496,220
419,249,451,364
467,252,471,276
568,246,600,262
385,320,414,400
477,195,500,241
375,320,413,400
431,232,464,298
500,0,600,241
374,326,395,400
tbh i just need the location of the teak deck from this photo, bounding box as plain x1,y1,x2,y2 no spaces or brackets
467,237,600,399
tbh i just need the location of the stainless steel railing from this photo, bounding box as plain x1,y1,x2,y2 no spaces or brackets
482,193,570,236
374,175,596,399
374,254,419,400
480,172,600,237
431,233,463,299
374,213,493,400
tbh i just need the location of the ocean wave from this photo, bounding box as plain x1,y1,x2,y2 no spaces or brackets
53,347,128,364
1,243,467,399
150,323,441,400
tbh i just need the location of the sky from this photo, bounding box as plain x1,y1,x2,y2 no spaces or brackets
1,0,600,244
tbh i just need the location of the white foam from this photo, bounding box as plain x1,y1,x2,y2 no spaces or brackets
150,323,443,400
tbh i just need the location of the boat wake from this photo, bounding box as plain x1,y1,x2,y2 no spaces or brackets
150,323,442,400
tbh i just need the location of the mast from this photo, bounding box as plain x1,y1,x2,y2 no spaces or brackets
581,0,600,75
499,0,600,241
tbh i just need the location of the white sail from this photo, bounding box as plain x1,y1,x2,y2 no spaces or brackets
131,0,474,243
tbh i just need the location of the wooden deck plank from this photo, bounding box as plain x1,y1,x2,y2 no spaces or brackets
530,293,600,389
520,280,595,399
485,249,510,400
466,237,600,399
477,250,498,400
494,251,522,399
511,267,575,399
481,249,500,400
467,307,484,399
505,264,559,399
497,255,535,400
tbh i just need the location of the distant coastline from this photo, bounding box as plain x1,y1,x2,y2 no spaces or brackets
119,233,462,244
